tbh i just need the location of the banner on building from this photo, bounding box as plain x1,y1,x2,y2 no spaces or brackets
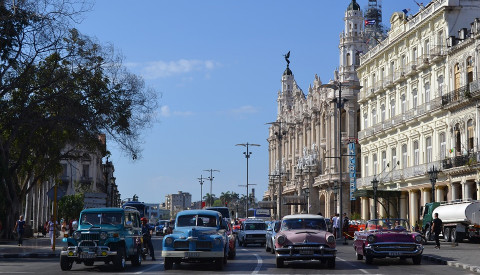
348,142,356,201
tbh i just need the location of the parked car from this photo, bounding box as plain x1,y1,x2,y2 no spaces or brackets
60,207,143,271
265,220,280,254
155,220,168,236
237,219,267,247
162,210,229,270
353,218,424,265
274,214,336,268
346,220,366,239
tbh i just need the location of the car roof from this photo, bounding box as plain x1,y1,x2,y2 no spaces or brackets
282,214,324,220
81,207,127,213
244,219,265,223
177,209,221,217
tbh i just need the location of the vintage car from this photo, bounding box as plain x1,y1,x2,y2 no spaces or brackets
60,207,143,271
162,210,229,270
237,219,267,247
274,214,336,268
155,220,168,236
353,218,424,265
265,220,281,254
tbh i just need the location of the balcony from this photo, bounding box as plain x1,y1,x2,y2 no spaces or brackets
430,45,446,62
417,55,430,70
393,70,406,84
442,80,480,111
384,74,394,88
442,152,478,170
405,61,418,76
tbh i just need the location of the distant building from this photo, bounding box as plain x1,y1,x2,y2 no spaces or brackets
165,191,192,218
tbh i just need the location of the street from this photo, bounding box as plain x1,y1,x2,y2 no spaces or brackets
0,236,475,274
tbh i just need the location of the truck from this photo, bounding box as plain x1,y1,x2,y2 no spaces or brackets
421,200,480,243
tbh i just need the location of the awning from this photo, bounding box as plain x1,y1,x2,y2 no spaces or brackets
282,195,307,205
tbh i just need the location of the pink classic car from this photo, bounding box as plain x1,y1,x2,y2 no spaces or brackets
274,214,336,268
353,218,424,265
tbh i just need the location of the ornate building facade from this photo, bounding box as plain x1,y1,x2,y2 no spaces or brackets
356,0,480,227
265,0,366,219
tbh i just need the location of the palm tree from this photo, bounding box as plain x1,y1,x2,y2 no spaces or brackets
203,193,216,207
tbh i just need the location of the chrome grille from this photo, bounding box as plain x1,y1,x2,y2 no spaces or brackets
81,233,100,241
373,244,416,252
196,241,212,249
173,241,189,249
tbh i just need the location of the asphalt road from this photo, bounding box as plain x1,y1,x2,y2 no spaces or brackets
0,236,474,274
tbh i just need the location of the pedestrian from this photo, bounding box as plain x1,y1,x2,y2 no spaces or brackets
14,215,25,246
332,213,340,239
431,213,443,249
342,213,349,243
48,216,58,250
141,217,156,261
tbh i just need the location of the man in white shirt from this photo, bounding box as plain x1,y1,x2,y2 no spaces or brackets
332,213,340,239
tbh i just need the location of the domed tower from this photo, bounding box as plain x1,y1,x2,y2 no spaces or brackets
339,0,366,83
277,52,295,119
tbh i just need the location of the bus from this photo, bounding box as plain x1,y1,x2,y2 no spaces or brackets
122,201,146,218
247,208,271,221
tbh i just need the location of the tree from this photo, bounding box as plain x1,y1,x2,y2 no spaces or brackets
0,0,158,239
58,194,84,221
203,193,216,207
212,199,223,207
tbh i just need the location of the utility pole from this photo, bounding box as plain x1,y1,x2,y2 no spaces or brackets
203,169,220,207
198,175,206,208
236,143,260,216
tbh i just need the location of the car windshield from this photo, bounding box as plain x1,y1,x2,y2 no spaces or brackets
177,215,218,227
281,218,327,231
366,219,410,231
80,213,123,226
157,221,167,226
206,207,230,219
245,223,266,230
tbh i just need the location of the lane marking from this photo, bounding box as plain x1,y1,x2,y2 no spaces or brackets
240,248,263,274
132,262,164,274
337,256,369,274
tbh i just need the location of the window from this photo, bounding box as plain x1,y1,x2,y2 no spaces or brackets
373,154,378,175
82,164,89,178
401,94,406,113
347,53,351,67
414,141,419,165
391,100,396,117
381,104,386,122
62,164,68,177
412,47,417,62
391,148,397,167
468,119,474,151
467,57,474,84
438,76,444,96
426,137,432,163
364,113,368,128
364,156,369,177
382,151,387,171
402,144,408,168
372,109,377,125
440,133,446,159
412,88,418,108
425,82,430,103
424,39,430,56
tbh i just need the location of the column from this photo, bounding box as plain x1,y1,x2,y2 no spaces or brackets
451,183,459,201
361,197,369,220
422,188,431,205
400,192,408,219
379,198,387,218
436,186,444,203
409,190,419,228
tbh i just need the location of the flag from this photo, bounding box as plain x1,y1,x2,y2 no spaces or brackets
402,8,410,15
365,19,376,26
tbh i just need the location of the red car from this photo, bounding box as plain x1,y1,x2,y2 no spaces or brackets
227,222,236,259
353,218,424,265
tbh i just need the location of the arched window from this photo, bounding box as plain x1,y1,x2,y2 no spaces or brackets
402,144,408,168
414,141,419,165
355,52,360,66
426,137,432,163
346,53,351,67
440,133,446,160
412,88,418,108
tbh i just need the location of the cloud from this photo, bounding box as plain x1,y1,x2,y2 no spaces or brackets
230,105,258,115
159,105,193,118
141,59,220,79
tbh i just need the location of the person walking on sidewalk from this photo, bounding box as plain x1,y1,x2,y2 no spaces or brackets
48,216,58,250
14,215,25,246
431,213,443,249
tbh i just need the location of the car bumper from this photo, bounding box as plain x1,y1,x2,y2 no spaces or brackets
276,246,336,260
161,251,224,258
243,238,266,244
60,246,117,259
365,242,423,258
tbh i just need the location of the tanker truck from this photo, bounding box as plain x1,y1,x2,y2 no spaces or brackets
421,200,480,242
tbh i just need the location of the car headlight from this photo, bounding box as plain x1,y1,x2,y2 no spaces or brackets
415,235,423,243
327,235,335,244
277,235,286,245
100,232,108,240
367,235,376,243
164,237,173,246
73,231,81,240
214,238,221,246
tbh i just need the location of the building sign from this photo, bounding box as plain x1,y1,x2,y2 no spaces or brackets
348,142,356,201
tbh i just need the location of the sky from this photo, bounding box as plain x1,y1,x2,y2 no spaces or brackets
76,0,425,205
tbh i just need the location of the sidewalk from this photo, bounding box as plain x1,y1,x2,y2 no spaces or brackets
0,233,62,258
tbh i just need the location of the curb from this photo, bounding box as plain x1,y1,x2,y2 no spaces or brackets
0,253,59,258
422,254,480,273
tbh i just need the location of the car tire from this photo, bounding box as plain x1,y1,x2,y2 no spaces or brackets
215,257,224,270
327,259,335,268
113,246,127,271
365,254,373,265
164,257,173,270
265,242,270,252
60,255,73,271
356,251,363,260
276,257,284,268
425,226,432,241
444,227,451,242
131,246,142,267
412,255,422,265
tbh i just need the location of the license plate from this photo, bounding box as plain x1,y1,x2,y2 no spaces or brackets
388,252,401,256
185,252,200,258
80,253,95,259
300,250,314,255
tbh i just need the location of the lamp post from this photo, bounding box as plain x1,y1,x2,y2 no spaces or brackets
304,187,310,214
204,169,220,207
236,142,260,216
333,181,339,213
320,77,362,239
198,175,206,208
371,176,379,220
428,165,440,203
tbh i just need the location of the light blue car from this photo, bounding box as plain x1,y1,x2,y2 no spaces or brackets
162,210,229,270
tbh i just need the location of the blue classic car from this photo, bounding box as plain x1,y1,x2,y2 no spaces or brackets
162,210,229,270
60,207,143,271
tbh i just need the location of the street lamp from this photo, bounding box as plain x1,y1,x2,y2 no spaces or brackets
303,187,310,214
320,77,362,239
198,175,206,209
371,176,379,220
236,142,260,216
204,169,220,207
428,165,440,203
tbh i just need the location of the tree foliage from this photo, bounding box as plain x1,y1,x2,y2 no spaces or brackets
0,0,158,238
58,194,84,221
